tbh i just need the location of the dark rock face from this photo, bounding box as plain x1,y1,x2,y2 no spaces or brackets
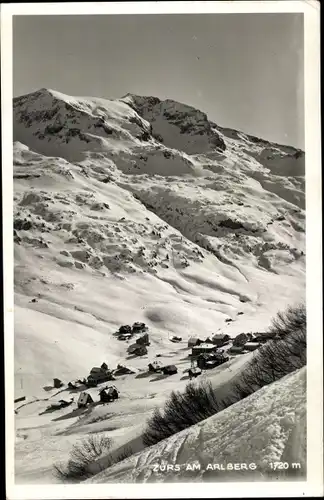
218,219,245,230
122,94,226,154
14,218,33,231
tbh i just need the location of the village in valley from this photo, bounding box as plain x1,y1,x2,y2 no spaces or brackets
14,319,274,416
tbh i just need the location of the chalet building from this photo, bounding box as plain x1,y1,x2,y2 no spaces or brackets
197,352,229,369
127,343,148,356
188,336,203,348
119,325,132,334
132,322,148,333
191,342,218,357
77,392,93,408
148,361,163,372
87,366,114,386
162,365,178,375
99,386,119,402
210,333,231,347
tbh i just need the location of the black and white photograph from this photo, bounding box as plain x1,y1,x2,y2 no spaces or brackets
2,1,322,498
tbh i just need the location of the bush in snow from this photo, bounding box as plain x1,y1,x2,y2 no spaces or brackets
143,381,234,446
268,303,306,339
54,433,112,482
54,434,134,483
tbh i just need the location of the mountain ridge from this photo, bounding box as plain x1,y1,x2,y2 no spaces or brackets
15,87,305,152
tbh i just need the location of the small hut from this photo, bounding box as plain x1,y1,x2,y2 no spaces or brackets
188,367,202,379
162,365,178,375
77,392,93,408
53,378,63,389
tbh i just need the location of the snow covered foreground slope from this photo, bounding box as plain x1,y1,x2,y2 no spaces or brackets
13,88,305,483
87,367,306,483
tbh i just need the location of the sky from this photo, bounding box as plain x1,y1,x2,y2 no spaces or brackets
13,14,304,149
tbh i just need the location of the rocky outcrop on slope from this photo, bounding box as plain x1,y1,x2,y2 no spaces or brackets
13,89,305,278
121,93,226,154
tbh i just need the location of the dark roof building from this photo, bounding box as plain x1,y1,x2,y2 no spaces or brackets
53,378,64,388
188,337,203,348
210,333,231,346
162,365,178,375
192,343,218,356
77,392,93,408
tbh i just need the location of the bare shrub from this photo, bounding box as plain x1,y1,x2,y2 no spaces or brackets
269,303,306,338
114,445,133,463
54,435,134,483
143,381,224,446
53,434,112,482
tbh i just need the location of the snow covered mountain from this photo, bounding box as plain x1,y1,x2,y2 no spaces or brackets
13,88,305,484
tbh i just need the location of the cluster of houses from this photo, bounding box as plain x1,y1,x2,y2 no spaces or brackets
148,361,178,375
43,363,126,413
116,322,151,356
77,385,119,409
117,322,148,340
186,331,273,367
127,332,150,356
34,328,275,416
51,361,135,394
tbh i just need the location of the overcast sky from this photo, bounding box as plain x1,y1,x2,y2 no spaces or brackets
13,14,304,149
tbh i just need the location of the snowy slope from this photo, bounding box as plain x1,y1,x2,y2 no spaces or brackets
13,88,305,484
87,367,306,483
